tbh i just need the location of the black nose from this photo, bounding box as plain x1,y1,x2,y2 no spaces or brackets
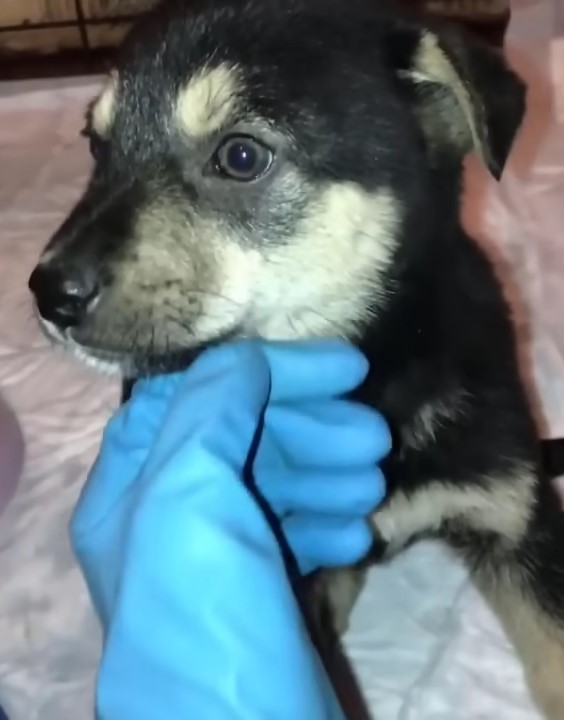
28,264,99,328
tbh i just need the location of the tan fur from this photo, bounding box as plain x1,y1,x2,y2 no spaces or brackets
98,199,231,354
400,389,471,450
400,31,488,164
308,565,368,638
175,63,241,138
248,183,400,340
477,566,564,720
91,71,119,137
100,180,400,352
372,466,536,554
66,194,250,358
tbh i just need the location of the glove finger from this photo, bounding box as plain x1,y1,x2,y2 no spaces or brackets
282,514,374,575
262,400,391,468
133,339,367,404
259,466,386,517
260,339,369,402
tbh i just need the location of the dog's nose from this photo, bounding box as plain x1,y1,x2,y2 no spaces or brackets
28,264,99,328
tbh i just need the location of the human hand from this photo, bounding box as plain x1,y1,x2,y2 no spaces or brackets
71,340,390,719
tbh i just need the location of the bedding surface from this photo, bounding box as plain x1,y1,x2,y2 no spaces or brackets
1,1,564,717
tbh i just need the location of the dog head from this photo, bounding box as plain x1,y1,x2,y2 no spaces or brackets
28,0,525,377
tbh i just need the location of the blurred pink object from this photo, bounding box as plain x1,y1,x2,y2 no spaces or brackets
0,394,24,517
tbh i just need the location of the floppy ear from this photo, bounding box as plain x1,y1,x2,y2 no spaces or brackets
387,21,526,179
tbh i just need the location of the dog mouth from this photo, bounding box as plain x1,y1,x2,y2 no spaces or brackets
36,314,127,375
35,310,241,378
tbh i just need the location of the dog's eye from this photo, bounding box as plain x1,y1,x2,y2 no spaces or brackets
213,136,273,181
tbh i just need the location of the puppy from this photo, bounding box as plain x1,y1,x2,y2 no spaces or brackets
28,0,564,715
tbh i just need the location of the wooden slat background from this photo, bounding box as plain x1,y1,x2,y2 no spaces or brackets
0,0,159,77
0,0,156,55
82,0,157,18
0,0,509,79
0,0,76,26
0,0,156,25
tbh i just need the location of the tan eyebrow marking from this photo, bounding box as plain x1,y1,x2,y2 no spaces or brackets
175,63,241,138
91,70,119,137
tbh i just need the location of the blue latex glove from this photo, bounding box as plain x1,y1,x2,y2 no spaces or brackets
71,339,390,719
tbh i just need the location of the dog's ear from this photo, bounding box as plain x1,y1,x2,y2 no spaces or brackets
386,21,526,179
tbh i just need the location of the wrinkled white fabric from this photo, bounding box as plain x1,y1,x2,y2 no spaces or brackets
0,1,563,717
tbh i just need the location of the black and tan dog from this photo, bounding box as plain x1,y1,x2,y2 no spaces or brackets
28,0,564,715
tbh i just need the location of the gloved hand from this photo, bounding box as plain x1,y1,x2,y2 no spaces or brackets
71,339,390,719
